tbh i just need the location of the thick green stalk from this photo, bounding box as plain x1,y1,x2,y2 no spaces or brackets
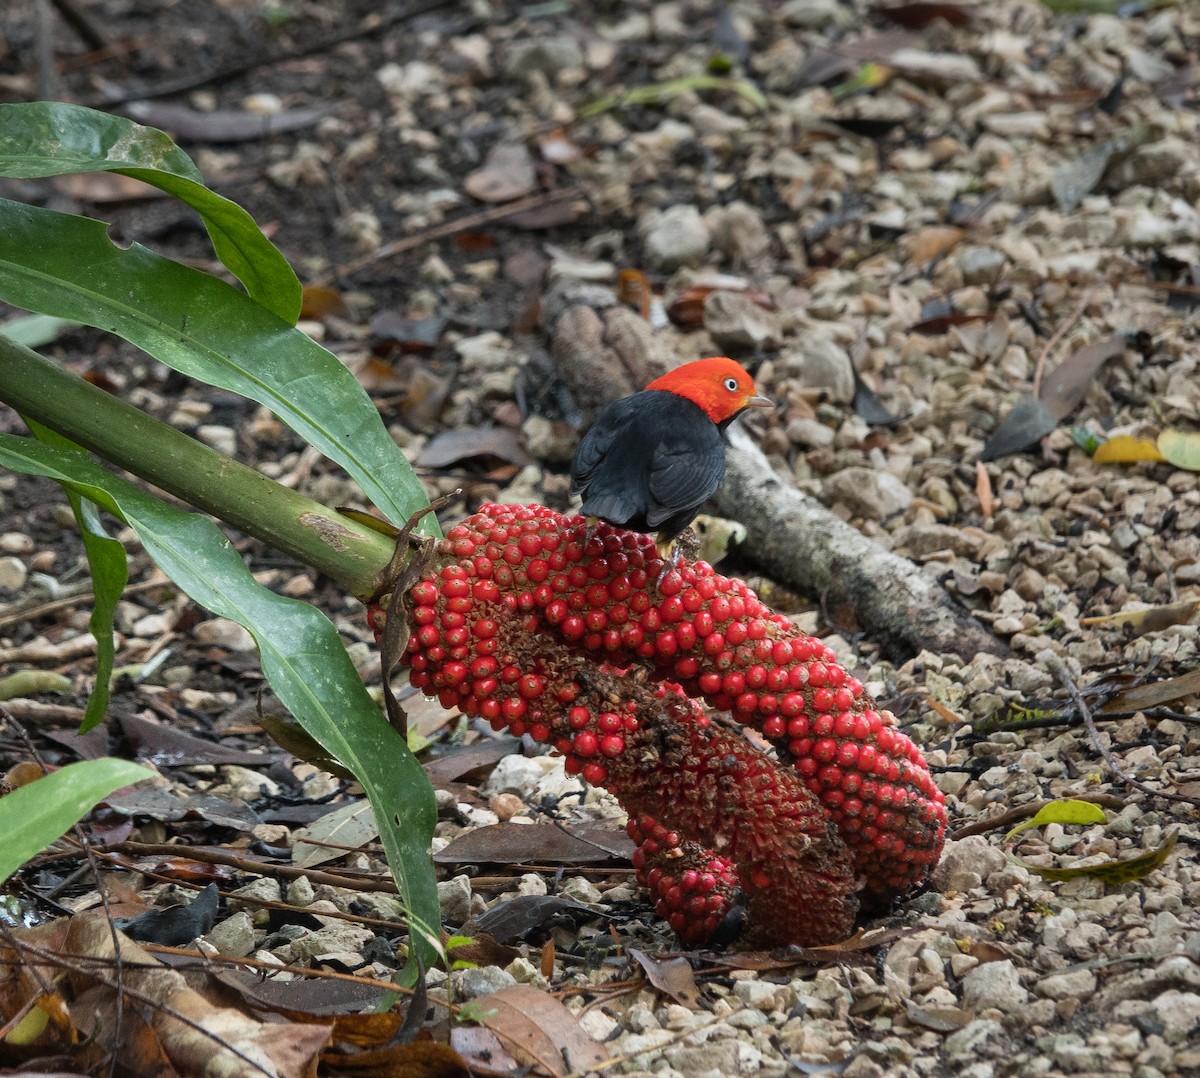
0,334,398,599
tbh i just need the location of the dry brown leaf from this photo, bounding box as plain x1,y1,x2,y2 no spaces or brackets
1099,667,1200,712
902,226,966,265
629,948,700,1007
299,284,346,320
414,427,532,471
471,984,608,1077
975,461,994,521
1081,600,1200,636
1038,334,1127,421
434,822,634,865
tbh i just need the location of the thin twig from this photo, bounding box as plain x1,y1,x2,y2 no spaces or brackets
1031,285,1099,397
951,793,1127,840
1051,660,1200,810
50,0,110,49
92,0,457,107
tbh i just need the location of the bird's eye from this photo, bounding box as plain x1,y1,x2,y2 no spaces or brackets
724,377,739,392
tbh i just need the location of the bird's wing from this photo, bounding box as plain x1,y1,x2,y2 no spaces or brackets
645,424,725,529
569,397,638,493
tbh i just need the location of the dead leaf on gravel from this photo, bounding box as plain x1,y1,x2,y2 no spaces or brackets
120,99,339,142
423,738,522,787
629,948,700,1007
300,283,346,319
293,798,378,867
901,226,967,265
434,822,634,865
470,895,597,943
1098,666,1200,711
1081,600,1200,636
371,311,448,354
1039,334,1127,421
450,1026,521,1074
979,396,1057,462
468,984,608,1077
415,427,531,471
1051,142,1117,213
464,142,537,203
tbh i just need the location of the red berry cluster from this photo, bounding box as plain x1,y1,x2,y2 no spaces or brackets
395,504,946,945
627,814,739,945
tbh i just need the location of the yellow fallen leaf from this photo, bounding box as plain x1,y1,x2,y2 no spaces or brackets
1157,428,1200,470
1092,435,1165,464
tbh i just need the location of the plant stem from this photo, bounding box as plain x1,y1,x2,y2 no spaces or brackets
0,334,398,599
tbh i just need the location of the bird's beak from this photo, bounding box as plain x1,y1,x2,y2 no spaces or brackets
745,393,773,410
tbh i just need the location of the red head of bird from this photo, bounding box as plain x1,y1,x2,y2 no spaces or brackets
645,356,771,425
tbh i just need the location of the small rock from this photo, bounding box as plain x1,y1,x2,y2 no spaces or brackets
0,532,33,554
204,912,256,957
733,979,782,1009
822,468,913,520
196,424,237,456
702,291,781,352
287,922,375,962
227,877,282,917
438,874,473,925
1036,969,1097,1001
458,965,517,998
780,333,856,403
0,556,27,593
193,618,256,652
488,792,525,821
456,331,517,372
781,0,848,28
502,35,583,79
287,876,315,907
932,836,1008,892
961,960,1028,1012
521,415,577,464
707,201,771,265
786,417,835,448
640,205,711,269
214,765,280,801
560,876,603,904
944,1019,1005,1059
956,245,1006,285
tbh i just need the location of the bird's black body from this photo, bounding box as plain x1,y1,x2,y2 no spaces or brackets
570,389,728,541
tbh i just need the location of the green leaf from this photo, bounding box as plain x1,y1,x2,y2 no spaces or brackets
0,433,440,977
0,759,154,884
0,198,434,534
1005,798,1107,844
29,422,127,733
0,102,300,323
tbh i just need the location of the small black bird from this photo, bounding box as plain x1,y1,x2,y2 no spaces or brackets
570,357,770,561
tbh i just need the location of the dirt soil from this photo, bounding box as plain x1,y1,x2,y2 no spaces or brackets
1,1,1199,1077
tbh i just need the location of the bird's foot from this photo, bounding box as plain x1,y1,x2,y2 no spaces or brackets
654,540,683,589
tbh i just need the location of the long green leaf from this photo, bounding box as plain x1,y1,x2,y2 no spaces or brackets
28,423,127,733
0,433,440,976
0,102,300,323
0,759,154,884
0,198,434,534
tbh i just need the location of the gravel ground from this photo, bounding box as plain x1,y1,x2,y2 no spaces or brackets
1,0,1199,1075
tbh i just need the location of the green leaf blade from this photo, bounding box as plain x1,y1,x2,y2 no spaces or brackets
0,102,300,322
0,433,439,975
0,198,433,534
0,759,154,884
